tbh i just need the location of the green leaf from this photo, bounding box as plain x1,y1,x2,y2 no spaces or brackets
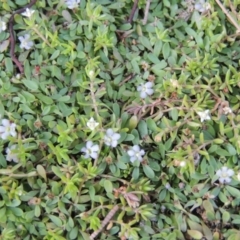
24,60,31,79
62,10,72,22
187,230,203,239
20,104,35,114
138,120,148,138
36,94,53,104
103,180,113,193
5,57,13,73
69,226,78,239
22,79,39,91
151,60,167,74
50,50,61,60
128,115,138,131
226,186,240,198
113,103,120,118
139,36,153,51
222,210,231,224
147,53,161,64
0,40,9,52
34,205,41,217
131,59,140,74
36,165,47,181
146,118,158,131
49,215,63,227
132,167,139,180
201,222,213,240
215,147,231,156
143,165,155,179
225,143,236,156
153,40,162,56
58,102,72,116
170,108,178,121
162,42,170,59
58,96,71,102
116,160,127,169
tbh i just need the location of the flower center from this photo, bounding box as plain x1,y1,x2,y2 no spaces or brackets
221,172,228,178
87,149,92,154
6,126,10,133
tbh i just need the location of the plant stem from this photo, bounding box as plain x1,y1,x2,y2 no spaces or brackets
32,25,51,47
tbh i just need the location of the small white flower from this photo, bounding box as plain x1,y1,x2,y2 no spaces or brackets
127,145,145,163
165,182,171,189
16,74,21,79
65,0,81,9
195,0,211,12
0,119,17,140
88,70,95,79
18,34,34,50
137,82,154,99
222,107,232,115
0,19,7,33
197,110,211,122
86,117,99,131
170,79,179,88
81,141,99,159
104,129,121,148
180,161,186,167
6,145,19,163
216,166,234,184
21,8,35,18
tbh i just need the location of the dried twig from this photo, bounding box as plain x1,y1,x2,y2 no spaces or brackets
119,73,137,86
90,205,119,240
142,0,151,25
228,1,239,21
9,0,38,73
215,0,240,33
127,0,139,24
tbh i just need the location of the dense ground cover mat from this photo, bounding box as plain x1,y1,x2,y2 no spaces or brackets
0,0,240,239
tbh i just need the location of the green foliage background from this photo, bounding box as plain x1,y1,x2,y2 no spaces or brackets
0,0,240,239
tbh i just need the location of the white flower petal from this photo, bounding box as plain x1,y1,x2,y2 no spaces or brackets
87,117,99,130
145,82,153,88
2,119,10,126
146,88,154,95
132,145,140,152
83,153,90,159
112,133,121,140
0,20,7,33
225,177,232,183
127,150,135,156
111,140,118,147
197,110,211,122
140,92,147,98
216,169,221,176
86,141,93,148
227,169,234,177
140,150,145,156
106,128,114,136
130,156,137,163
90,152,98,159
221,166,228,172
18,34,34,50
91,144,99,152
